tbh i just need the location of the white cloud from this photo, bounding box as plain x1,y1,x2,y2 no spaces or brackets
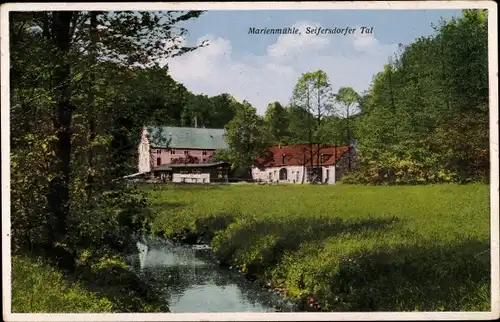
267,21,331,59
165,21,398,115
353,32,377,51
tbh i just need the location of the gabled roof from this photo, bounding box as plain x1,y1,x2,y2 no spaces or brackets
256,144,350,168
146,126,228,150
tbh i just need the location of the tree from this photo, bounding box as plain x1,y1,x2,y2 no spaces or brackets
181,93,210,127
334,87,361,170
352,9,489,184
291,70,334,182
223,101,268,178
286,106,312,145
316,115,349,146
181,93,238,129
9,10,207,269
208,93,239,128
126,66,189,127
264,102,291,145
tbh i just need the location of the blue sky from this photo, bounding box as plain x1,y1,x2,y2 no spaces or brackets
165,10,463,115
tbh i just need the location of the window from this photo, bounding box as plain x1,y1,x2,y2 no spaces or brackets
202,158,206,162
320,154,332,164
156,158,161,166
184,150,189,155
170,150,175,154
281,154,286,164
202,151,208,155
157,150,161,154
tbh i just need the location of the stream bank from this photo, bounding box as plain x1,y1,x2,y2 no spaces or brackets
125,234,300,313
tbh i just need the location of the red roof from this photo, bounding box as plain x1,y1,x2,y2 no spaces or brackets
255,144,350,168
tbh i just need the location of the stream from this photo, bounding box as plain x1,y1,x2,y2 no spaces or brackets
126,235,298,313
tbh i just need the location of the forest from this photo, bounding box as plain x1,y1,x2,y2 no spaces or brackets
8,9,490,312
218,9,489,184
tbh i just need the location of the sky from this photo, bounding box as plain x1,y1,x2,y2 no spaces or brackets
164,10,463,115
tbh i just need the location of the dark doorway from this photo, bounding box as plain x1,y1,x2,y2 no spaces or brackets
308,167,322,183
279,168,288,181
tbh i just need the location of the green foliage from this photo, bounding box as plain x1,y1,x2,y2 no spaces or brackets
316,115,349,145
264,102,292,145
12,256,114,313
292,70,334,113
10,9,205,313
334,87,361,147
291,70,335,144
335,87,361,116
8,7,492,314
146,184,490,311
223,101,269,170
286,106,313,144
182,93,238,128
124,66,189,126
354,9,489,184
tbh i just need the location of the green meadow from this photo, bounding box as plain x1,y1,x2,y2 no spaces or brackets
145,183,491,311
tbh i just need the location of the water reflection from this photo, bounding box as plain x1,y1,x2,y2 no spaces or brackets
129,235,297,313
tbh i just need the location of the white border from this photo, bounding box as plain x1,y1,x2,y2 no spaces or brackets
1,1,498,321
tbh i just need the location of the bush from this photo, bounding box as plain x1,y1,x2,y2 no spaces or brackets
339,171,371,184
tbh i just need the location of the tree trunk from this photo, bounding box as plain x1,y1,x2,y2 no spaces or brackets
315,78,322,174
307,89,313,184
46,11,75,269
301,147,306,184
334,142,337,181
346,110,352,171
86,12,98,201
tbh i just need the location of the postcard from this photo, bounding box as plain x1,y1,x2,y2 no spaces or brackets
1,1,498,321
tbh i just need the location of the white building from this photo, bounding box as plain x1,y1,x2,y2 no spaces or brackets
251,144,352,184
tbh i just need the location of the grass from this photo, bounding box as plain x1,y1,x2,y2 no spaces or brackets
144,183,491,312
11,252,170,313
11,256,114,313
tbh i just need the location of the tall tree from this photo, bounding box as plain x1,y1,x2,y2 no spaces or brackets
9,10,207,268
291,70,334,182
353,9,488,184
85,11,98,202
334,87,361,170
223,101,268,178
